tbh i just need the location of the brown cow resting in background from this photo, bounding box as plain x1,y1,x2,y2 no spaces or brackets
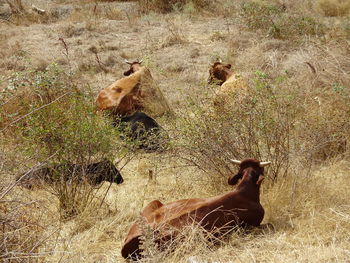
95,60,172,117
208,61,248,107
121,158,271,260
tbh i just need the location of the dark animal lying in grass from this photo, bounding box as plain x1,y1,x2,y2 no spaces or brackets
16,159,123,189
113,111,168,152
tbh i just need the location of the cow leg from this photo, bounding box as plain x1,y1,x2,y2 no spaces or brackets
122,201,164,260
141,200,163,217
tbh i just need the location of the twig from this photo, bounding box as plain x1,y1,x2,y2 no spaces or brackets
305,61,316,74
0,95,17,107
58,37,73,76
31,4,46,15
94,52,108,73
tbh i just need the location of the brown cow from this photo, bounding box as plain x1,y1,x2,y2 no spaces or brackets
95,60,171,117
95,60,145,116
208,61,248,107
121,158,271,260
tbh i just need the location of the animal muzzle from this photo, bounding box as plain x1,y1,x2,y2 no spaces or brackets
124,69,133,76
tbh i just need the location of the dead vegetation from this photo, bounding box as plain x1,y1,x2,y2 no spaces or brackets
138,0,213,13
318,0,350,17
1,0,350,262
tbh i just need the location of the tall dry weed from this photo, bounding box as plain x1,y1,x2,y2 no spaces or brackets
173,74,296,183
318,0,350,16
138,0,212,13
173,63,350,184
121,160,350,262
239,0,326,40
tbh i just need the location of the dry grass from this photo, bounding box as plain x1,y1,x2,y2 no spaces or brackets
128,162,350,263
1,0,350,262
138,0,213,13
318,0,350,17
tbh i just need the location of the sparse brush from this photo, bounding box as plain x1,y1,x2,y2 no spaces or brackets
16,93,122,219
0,197,47,262
173,69,350,184
0,64,71,133
240,1,326,40
174,73,295,183
5,0,25,15
69,1,123,25
5,0,59,25
122,160,350,263
138,0,213,13
161,19,187,48
318,0,350,17
1,64,126,220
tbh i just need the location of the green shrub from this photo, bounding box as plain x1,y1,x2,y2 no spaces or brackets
240,1,283,31
138,0,212,13
174,71,350,184
240,1,326,40
0,63,70,132
2,64,125,220
175,73,297,183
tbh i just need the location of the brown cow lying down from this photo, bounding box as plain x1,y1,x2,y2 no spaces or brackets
121,158,271,260
16,159,123,189
95,60,172,117
208,61,248,107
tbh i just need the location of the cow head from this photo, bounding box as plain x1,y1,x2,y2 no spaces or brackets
228,159,271,186
208,61,232,86
124,60,143,76
87,160,123,185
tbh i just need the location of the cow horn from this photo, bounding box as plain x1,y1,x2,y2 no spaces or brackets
138,59,143,64
230,159,241,165
124,59,132,65
259,161,271,167
219,59,222,63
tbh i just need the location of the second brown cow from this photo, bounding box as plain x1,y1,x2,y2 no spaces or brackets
208,61,248,107
95,60,171,117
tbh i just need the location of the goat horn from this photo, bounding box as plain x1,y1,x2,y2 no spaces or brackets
230,159,241,165
259,161,271,167
124,59,132,65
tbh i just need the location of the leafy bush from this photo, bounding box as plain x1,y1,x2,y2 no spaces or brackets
2,64,124,220
240,1,284,31
20,94,118,164
138,0,212,13
174,71,350,183
175,73,296,182
240,1,326,39
1,63,70,133
20,94,120,219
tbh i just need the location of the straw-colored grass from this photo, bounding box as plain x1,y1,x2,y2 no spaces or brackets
1,0,350,262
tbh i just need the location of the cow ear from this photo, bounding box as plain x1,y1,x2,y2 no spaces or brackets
256,175,265,185
226,64,232,69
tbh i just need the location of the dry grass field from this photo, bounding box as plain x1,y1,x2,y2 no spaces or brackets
1,0,350,262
